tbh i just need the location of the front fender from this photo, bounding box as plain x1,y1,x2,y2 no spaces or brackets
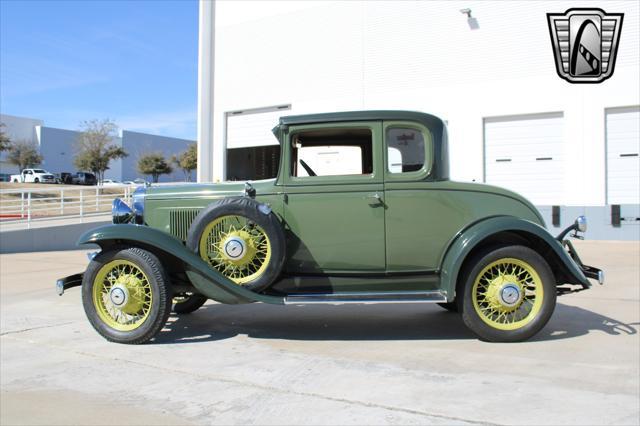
78,224,284,305
439,216,589,302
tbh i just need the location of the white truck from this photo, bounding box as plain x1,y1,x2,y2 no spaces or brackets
10,168,57,184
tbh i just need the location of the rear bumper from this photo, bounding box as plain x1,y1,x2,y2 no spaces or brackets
581,264,605,285
563,239,604,286
56,273,83,296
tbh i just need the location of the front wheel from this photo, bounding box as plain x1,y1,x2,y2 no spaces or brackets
82,247,172,344
34,178,39,183
458,245,556,342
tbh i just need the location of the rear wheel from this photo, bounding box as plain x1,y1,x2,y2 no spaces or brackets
459,245,556,342
82,247,171,344
34,178,39,183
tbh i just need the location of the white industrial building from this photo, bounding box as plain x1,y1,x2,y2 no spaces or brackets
196,1,639,238
0,114,195,182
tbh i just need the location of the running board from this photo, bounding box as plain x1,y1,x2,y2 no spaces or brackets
283,291,447,305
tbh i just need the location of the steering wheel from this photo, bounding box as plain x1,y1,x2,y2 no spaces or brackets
299,159,317,177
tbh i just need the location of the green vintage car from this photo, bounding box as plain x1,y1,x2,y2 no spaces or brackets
57,111,603,344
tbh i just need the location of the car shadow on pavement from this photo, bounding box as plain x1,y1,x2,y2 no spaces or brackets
534,303,638,341
153,302,638,344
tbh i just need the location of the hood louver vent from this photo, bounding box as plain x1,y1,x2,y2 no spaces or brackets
169,208,201,241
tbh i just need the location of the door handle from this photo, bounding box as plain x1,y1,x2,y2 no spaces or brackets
365,193,384,206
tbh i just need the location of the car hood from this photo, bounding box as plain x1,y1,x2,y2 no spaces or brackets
143,178,278,201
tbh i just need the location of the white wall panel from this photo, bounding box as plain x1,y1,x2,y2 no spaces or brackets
484,113,564,205
606,107,640,204
211,1,640,205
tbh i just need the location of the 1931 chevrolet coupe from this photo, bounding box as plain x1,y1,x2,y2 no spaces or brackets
57,111,603,344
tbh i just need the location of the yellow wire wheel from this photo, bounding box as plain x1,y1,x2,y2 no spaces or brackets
461,245,556,342
92,259,153,331
187,198,286,293
82,247,172,344
198,214,272,285
471,258,543,331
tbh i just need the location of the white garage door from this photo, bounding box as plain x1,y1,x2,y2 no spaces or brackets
484,113,564,206
606,107,640,205
226,105,290,149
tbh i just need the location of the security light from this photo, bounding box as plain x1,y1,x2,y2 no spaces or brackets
460,8,480,30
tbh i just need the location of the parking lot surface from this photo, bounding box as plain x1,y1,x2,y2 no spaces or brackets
1,241,639,425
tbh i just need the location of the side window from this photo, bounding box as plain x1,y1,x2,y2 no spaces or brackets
386,127,425,173
291,128,373,177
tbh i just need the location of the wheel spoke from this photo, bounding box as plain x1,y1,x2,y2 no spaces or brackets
472,257,544,330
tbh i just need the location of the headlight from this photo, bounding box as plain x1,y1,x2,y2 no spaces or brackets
575,215,587,233
112,198,133,224
132,186,146,224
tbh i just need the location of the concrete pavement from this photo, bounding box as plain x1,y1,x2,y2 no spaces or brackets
1,241,639,425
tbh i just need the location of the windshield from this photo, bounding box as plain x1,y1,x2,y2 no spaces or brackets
32,169,46,173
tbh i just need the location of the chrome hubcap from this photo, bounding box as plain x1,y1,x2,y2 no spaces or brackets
499,283,522,307
109,285,129,307
222,236,247,261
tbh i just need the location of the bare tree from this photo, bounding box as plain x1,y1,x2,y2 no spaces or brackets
74,119,127,183
0,123,11,152
7,139,43,171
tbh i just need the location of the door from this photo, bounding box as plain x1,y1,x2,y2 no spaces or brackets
484,113,564,205
382,121,442,271
606,106,640,205
282,121,385,274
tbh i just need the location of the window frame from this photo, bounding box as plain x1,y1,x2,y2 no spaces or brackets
383,121,433,182
282,121,383,187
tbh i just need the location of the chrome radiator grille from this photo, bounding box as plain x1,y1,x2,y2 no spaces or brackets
168,208,201,241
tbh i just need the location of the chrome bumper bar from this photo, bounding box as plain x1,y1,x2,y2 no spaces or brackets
56,273,83,296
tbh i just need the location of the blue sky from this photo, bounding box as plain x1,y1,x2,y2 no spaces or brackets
0,0,198,140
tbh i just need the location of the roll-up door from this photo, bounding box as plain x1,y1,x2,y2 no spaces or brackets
606,107,640,205
484,113,564,205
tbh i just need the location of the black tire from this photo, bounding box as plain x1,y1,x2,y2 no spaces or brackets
173,293,207,314
34,178,39,183
437,302,458,312
82,247,172,344
186,197,286,292
458,245,556,342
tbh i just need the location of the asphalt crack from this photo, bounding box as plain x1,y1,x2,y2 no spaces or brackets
0,321,76,336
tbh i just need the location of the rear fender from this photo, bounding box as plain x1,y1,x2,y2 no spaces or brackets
439,216,589,302
78,224,284,305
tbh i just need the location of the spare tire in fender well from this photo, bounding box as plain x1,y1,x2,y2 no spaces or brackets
185,197,286,293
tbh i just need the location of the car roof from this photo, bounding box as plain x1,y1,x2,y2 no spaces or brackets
277,110,443,127
273,110,449,181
